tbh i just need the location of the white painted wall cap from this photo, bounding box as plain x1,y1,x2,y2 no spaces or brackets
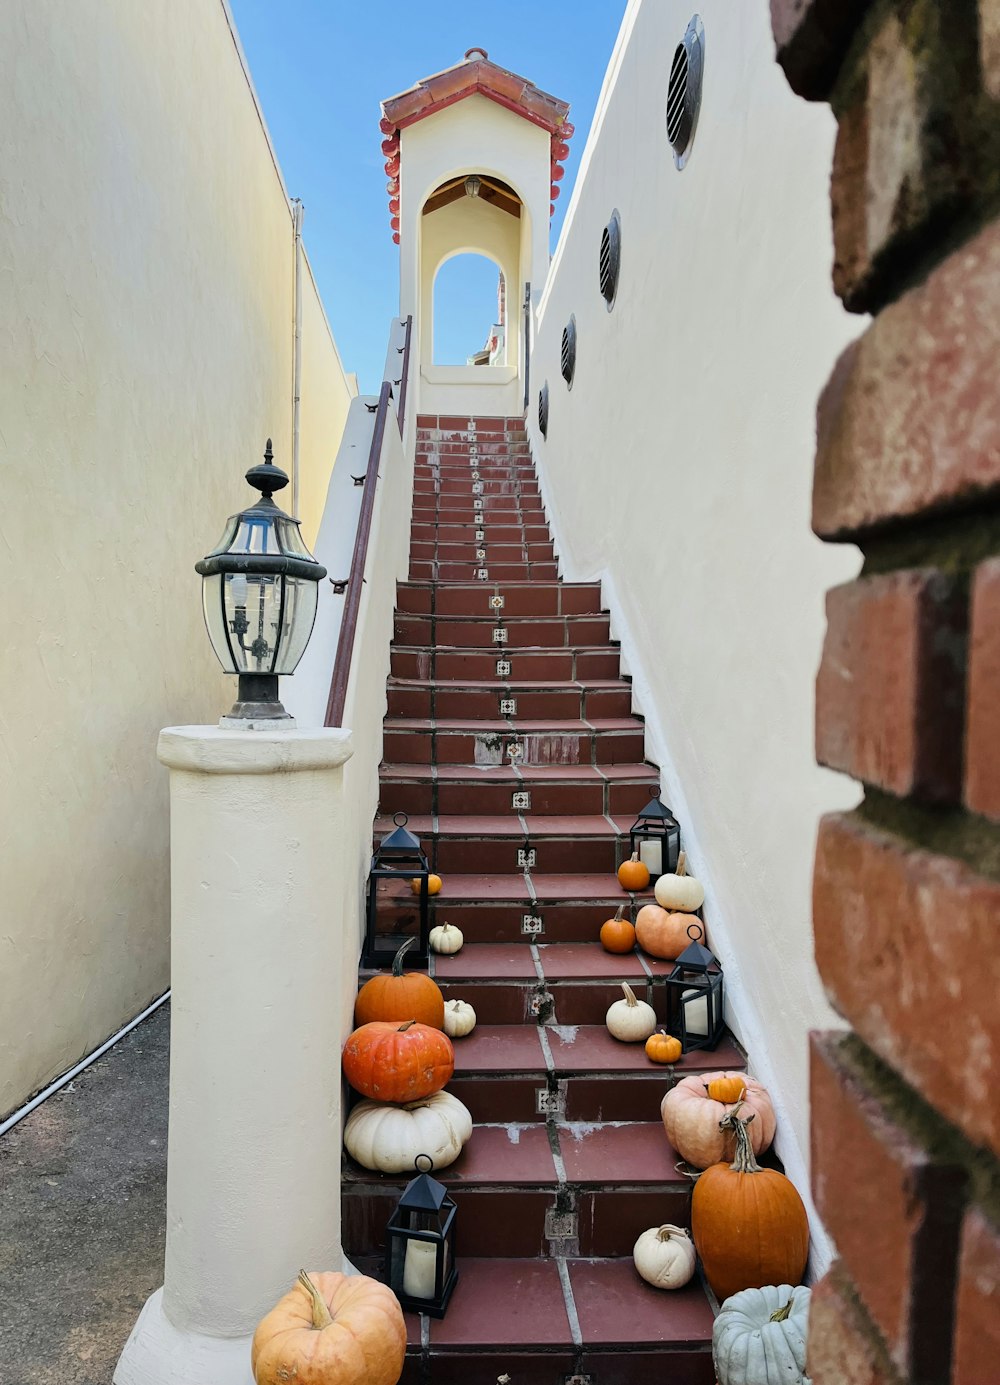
157,725,354,775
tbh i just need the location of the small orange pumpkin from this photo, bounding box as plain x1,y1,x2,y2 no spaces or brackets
412,873,442,896
706,1074,746,1104
354,938,445,1030
342,1019,454,1103
635,905,705,961
692,1106,809,1302
600,905,636,954
645,1031,683,1064
252,1269,406,1385
617,851,651,892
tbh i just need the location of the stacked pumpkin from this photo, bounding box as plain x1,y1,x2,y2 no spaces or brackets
344,940,473,1173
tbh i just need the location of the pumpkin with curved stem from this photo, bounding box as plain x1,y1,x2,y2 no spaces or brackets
251,1269,406,1385
617,851,651,892
713,1284,812,1385
442,998,476,1038
661,1072,775,1168
342,1019,454,1103
606,982,657,1042
344,1089,473,1172
645,1031,683,1064
632,1224,696,1290
600,905,636,954
692,1107,809,1302
653,851,705,912
354,938,445,1030
429,922,463,955
635,905,705,961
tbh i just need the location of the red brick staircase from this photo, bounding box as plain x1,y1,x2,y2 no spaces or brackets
344,413,745,1383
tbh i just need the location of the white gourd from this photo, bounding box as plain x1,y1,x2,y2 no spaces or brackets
605,982,657,1042
632,1224,696,1290
713,1284,812,1385
429,922,464,955
344,1090,473,1173
653,851,705,913
443,998,476,1038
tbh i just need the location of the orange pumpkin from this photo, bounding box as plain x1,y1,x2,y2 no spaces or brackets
252,1269,406,1385
635,905,705,961
354,938,445,1030
617,851,651,892
411,873,442,896
706,1074,747,1104
661,1071,776,1169
342,1020,454,1103
645,1031,683,1064
600,905,636,954
692,1107,809,1302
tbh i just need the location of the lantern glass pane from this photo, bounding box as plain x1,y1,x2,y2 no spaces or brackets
275,516,313,559
370,874,425,955
273,574,318,674
633,834,663,877
201,572,236,672
680,985,710,1038
231,513,282,555
222,571,282,673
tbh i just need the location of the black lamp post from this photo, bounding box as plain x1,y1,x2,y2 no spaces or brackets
386,1157,458,1318
664,928,725,1053
364,813,431,968
196,440,327,719
628,792,681,883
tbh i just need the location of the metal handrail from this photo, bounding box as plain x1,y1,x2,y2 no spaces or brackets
324,316,412,728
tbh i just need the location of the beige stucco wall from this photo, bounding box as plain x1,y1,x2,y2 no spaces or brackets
0,0,353,1115
528,0,863,1265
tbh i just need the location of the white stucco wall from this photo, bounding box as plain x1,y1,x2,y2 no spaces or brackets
0,0,353,1115
527,0,863,1262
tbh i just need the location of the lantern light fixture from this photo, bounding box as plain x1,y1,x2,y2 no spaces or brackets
386,1155,459,1318
464,174,482,198
364,812,431,968
628,791,681,883
196,440,326,721
664,927,725,1053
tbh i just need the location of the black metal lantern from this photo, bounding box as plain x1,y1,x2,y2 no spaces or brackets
196,440,327,720
628,791,680,883
364,813,431,968
386,1156,458,1318
664,927,725,1053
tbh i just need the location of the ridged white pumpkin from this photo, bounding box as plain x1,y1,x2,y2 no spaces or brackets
344,1090,472,1173
443,998,476,1038
713,1284,812,1385
429,922,464,954
653,851,705,913
632,1224,696,1290
606,982,657,1042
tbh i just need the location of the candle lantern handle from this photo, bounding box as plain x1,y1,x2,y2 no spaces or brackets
414,1153,434,1173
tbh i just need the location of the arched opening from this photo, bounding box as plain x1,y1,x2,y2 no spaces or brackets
432,254,507,367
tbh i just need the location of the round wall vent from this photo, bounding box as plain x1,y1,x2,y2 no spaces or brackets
666,15,704,169
599,210,621,309
560,316,577,389
538,381,549,438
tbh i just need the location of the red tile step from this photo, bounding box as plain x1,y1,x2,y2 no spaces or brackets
395,581,604,617
390,646,623,681
379,762,656,819
385,679,633,722
382,718,646,768
393,613,615,649
373,812,634,875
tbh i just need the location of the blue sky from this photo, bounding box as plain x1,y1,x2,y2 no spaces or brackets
228,1,627,391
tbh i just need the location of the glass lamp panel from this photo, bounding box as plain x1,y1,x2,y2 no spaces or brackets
201,572,237,672
231,514,282,556
274,516,313,559
274,575,319,674
222,571,282,673
680,985,710,1037
370,874,423,955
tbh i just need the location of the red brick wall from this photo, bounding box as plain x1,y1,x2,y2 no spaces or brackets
771,1,1000,1380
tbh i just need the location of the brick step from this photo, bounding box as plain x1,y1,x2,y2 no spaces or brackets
379,762,656,818
393,614,614,649
343,1119,693,1259
412,495,545,514
382,718,645,768
410,539,555,560
410,522,553,545
395,583,603,618
373,812,632,874
390,646,621,681
385,680,633,723
414,458,537,476
409,562,560,582
414,471,538,489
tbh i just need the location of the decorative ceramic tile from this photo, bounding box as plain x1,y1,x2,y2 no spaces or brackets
495,658,511,677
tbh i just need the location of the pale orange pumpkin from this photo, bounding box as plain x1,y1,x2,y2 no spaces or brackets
354,938,445,1030
342,1019,454,1104
617,851,651,892
661,1071,775,1169
645,1031,683,1064
252,1269,406,1385
635,905,705,961
600,905,637,954
692,1108,809,1302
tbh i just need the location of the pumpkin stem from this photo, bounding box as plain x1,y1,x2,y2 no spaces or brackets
719,1107,763,1174
297,1269,334,1329
621,982,639,1007
676,851,687,877
391,938,416,977
770,1299,794,1322
629,850,640,863
656,1224,687,1242
397,1019,418,1032
614,904,626,921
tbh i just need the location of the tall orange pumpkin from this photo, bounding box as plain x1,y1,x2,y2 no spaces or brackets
252,1269,406,1385
691,1107,809,1302
635,904,704,961
354,938,445,1030
342,1020,454,1103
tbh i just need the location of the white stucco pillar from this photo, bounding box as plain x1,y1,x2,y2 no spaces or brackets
115,724,354,1385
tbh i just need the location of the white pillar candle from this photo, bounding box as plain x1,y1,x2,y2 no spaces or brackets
638,838,662,877
681,988,709,1037
403,1239,438,1300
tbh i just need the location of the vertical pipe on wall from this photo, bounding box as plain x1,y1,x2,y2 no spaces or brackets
291,198,305,517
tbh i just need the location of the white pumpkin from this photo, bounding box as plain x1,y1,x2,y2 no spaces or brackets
429,922,464,955
713,1284,812,1385
605,982,657,1042
443,998,476,1038
633,1224,696,1290
344,1090,473,1173
653,851,705,913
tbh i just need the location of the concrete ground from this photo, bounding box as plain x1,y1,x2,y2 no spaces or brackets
0,1004,169,1385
